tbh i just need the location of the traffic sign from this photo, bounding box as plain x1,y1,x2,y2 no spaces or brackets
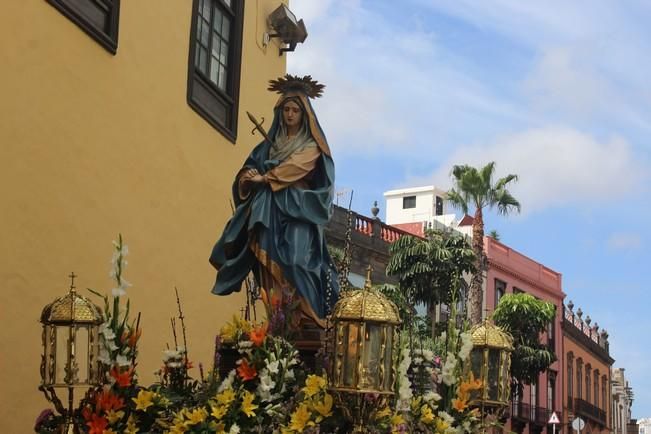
548,411,560,424
572,417,585,432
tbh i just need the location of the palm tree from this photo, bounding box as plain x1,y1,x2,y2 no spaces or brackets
446,162,520,325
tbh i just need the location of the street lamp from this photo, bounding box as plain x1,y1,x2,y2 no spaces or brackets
264,4,308,55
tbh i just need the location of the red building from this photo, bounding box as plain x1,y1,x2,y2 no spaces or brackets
484,236,565,434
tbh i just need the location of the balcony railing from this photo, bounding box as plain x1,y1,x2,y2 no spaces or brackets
574,398,606,426
352,212,416,242
510,402,559,426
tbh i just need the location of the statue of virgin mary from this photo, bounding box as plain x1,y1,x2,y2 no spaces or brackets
209,75,339,328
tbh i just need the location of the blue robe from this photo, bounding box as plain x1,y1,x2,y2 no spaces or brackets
209,96,339,320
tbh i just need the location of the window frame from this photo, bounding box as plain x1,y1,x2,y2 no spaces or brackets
494,278,506,308
594,370,600,408
187,0,244,142
402,195,416,209
46,0,120,54
576,359,583,399
585,365,591,403
567,353,573,406
548,371,556,411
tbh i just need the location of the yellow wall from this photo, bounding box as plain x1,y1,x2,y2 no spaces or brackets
0,1,286,431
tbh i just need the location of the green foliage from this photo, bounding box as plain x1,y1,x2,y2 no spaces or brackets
386,229,475,310
491,293,557,386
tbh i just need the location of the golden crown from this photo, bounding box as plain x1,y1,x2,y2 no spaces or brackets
268,74,325,99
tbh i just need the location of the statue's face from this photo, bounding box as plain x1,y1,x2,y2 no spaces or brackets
282,100,302,129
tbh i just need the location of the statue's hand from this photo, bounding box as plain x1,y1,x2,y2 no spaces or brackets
250,174,266,184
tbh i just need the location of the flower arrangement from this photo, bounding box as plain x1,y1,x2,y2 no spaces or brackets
35,237,504,434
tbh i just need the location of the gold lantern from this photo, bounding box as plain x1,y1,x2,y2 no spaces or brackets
328,267,401,432
40,273,104,433
468,320,513,409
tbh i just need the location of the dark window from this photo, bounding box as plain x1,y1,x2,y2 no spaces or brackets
577,359,583,399
547,305,557,353
403,195,416,209
187,0,244,142
548,371,556,411
567,353,574,407
594,370,599,408
435,196,444,215
494,279,506,308
47,0,120,54
530,380,538,420
601,376,607,411
586,365,591,403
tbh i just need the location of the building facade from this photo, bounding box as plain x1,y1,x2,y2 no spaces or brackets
1,1,287,431
562,303,614,433
485,237,565,434
638,418,651,434
612,368,635,434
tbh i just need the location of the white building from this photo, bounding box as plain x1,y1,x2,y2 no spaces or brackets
638,418,651,434
612,367,634,434
383,185,472,237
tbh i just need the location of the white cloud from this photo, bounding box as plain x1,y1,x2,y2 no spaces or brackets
288,0,528,155
607,232,642,251
414,126,648,214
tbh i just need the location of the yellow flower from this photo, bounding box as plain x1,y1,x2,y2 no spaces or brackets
186,408,208,425
106,409,124,424
209,421,227,434
210,404,228,420
420,404,435,424
374,406,392,420
124,415,139,434
220,315,252,341
410,396,422,412
302,375,326,397
390,413,405,427
435,417,450,433
103,430,118,434
168,422,188,434
289,403,314,432
240,390,258,418
313,393,333,418
132,390,155,411
215,388,236,406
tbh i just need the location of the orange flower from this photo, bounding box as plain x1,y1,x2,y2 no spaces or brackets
452,397,469,412
250,324,268,347
129,329,142,348
95,389,125,413
236,359,257,381
110,366,134,388
186,360,194,369
86,414,108,434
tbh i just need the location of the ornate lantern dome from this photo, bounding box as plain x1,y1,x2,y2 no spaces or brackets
40,275,104,410
41,290,103,325
328,268,401,394
468,320,514,409
470,321,513,350
332,287,401,325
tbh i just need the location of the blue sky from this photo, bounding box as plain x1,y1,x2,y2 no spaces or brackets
288,0,651,418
